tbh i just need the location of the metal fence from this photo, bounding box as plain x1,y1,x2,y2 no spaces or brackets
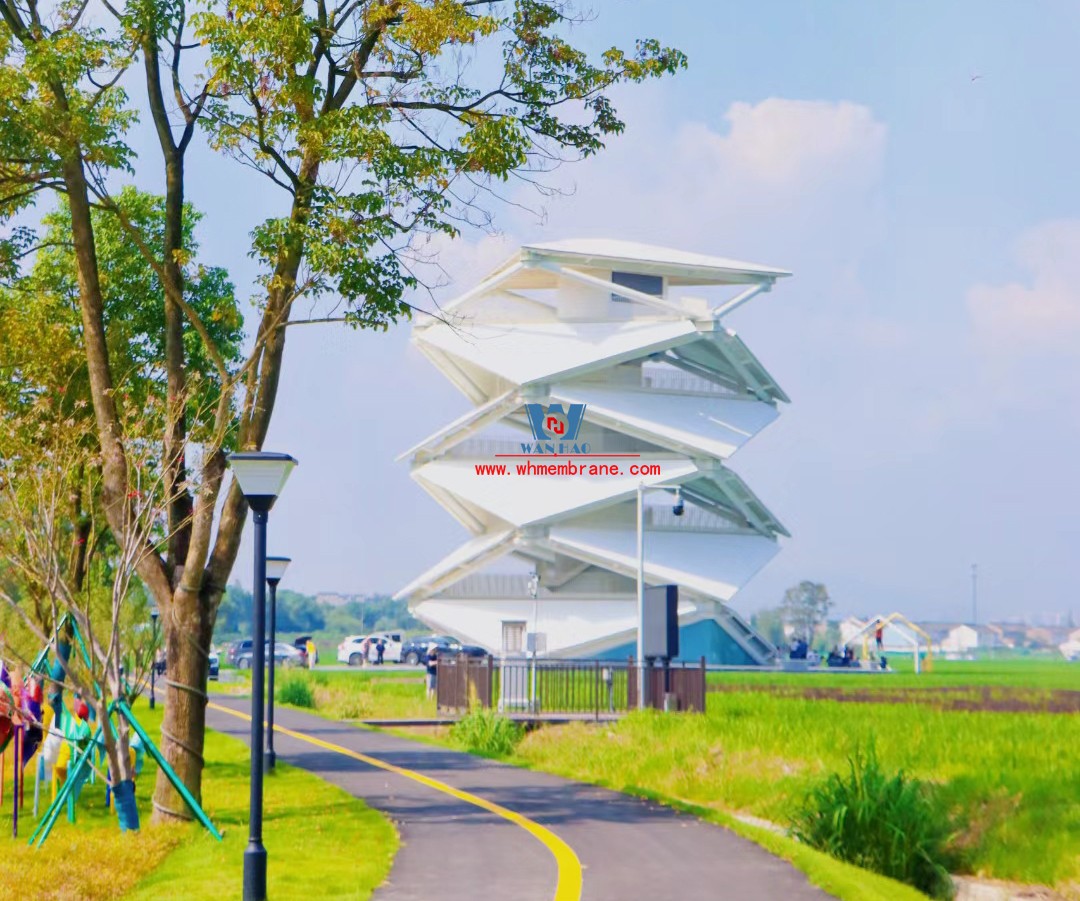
627,658,708,713
435,654,493,711
436,655,706,715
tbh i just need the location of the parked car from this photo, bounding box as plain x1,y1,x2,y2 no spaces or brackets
235,641,303,669
153,649,219,680
337,633,404,666
292,635,313,666
227,639,252,666
400,635,487,666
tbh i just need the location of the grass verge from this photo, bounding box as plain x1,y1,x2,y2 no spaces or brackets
512,695,1078,890
126,715,397,900
0,699,397,900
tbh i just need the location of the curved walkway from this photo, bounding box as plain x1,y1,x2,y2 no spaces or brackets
206,699,832,901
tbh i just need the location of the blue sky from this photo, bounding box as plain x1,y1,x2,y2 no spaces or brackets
198,1,1080,623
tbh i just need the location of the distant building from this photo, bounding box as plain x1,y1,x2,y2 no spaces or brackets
316,593,355,609
1060,628,1080,661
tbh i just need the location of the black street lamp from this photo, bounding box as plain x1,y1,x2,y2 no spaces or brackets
264,556,291,771
227,451,298,901
149,606,159,710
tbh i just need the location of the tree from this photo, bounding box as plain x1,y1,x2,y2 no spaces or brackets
750,606,786,649
0,393,182,832
0,0,686,816
781,581,832,644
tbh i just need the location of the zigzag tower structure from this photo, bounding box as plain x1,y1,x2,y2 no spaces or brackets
395,240,791,664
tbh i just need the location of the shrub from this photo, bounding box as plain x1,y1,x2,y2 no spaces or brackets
277,675,316,709
792,742,956,899
450,709,523,758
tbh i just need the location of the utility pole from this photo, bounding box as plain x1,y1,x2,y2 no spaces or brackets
971,563,978,626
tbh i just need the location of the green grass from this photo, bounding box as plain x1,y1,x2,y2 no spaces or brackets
127,717,397,900
449,709,524,757
791,743,956,898
513,690,1079,889
212,668,437,720
0,703,187,899
713,656,1079,690
0,699,397,900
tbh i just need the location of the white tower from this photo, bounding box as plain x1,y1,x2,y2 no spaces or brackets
396,240,791,664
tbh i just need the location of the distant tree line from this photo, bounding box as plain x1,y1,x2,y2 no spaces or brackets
215,586,422,638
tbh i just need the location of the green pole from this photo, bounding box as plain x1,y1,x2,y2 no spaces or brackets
117,700,222,841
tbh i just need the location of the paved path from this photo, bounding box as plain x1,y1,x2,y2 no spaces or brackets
206,699,833,901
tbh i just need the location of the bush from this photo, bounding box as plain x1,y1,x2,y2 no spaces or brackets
450,709,523,758
792,743,956,899
277,675,316,709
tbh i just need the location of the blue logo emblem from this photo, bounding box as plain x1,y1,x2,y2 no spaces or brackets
524,403,586,442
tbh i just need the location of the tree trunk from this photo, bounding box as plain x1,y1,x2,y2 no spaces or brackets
152,583,215,818
162,156,192,572
98,696,139,831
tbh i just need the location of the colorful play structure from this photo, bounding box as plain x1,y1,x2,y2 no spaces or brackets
0,615,221,845
844,612,934,674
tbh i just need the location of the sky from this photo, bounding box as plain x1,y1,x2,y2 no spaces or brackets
158,0,1080,623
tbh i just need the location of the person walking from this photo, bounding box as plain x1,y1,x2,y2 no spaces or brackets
875,622,884,653
425,644,439,700
375,638,386,666
306,637,317,670
360,636,371,668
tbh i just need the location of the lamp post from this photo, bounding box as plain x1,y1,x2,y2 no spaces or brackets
264,556,291,771
227,451,297,901
528,570,540,712
636,483,683,710
149,606,159,710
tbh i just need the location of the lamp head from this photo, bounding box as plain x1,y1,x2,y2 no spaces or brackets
266,556,291,585
150,607,159,623
527,570,540,599
672,487,685,517
227,451,298,511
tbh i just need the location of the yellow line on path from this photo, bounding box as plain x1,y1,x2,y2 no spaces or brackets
208,702,583,901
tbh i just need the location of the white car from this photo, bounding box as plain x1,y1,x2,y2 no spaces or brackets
337,633,404,666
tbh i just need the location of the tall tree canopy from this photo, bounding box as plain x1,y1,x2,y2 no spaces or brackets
0,0,686,815
781,581,833,644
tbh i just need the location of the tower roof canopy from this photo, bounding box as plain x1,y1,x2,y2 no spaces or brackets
507,239,791,286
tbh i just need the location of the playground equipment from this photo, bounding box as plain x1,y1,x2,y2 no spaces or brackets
1,615,222,846
844,612,934,674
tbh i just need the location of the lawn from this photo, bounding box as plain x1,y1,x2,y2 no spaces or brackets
0,699,397,900
213,667,437,721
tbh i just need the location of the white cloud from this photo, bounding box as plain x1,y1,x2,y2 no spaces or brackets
967,219,1080,354
429,96,889,292
408,231,518,307
679,99,886,193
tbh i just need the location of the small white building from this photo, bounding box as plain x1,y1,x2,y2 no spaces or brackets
1059,628,1080,661
939,624,979,654
395,240,792,665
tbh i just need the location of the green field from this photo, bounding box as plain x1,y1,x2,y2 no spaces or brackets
0,700,396,900
713,655,1080,690
515,660,1079,892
